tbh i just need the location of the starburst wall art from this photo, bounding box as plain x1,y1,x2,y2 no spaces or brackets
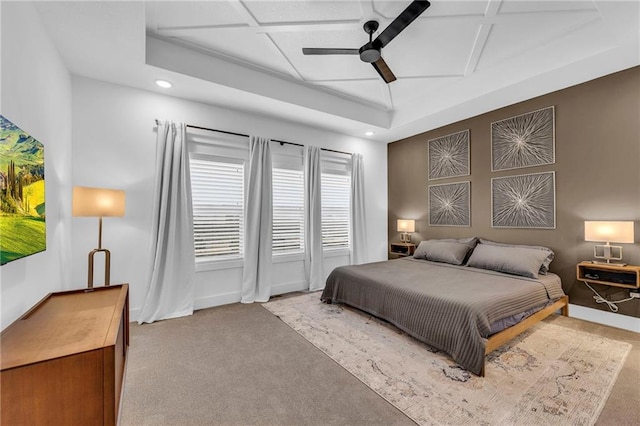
428,129,469,180
491,106,555,171
491,172,555,229
428,181,470,227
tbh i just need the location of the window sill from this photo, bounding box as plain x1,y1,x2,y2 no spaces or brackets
195,249,348,271
323,248,350,258
273,252,305,264
196,258,244,272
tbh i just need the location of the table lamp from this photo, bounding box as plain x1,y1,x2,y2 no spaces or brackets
73,186,125,288
584,221,634,264
397,219,415,243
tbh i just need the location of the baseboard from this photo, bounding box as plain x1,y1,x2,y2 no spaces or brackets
271,280,308,296
569,304,640,333
129,307,140,323
192,281,307,311
194,291,242,311
130,282,309,323
128,292,242,323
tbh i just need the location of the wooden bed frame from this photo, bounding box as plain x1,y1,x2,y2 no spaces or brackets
480,295,569,376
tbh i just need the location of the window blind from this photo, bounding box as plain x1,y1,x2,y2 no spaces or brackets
272,167,304,254
190,156,244,260
321,172,351,249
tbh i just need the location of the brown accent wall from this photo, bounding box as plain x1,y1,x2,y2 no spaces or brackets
388,66,640,318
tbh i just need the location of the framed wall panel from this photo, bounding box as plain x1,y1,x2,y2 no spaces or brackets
491,106,555,171
428,129,470,180
491,171,556,229
428,181,470,227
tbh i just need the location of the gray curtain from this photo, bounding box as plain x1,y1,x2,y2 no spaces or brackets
241,136,273,303
304,146,324,291
350,153,367,265
139,121,195,323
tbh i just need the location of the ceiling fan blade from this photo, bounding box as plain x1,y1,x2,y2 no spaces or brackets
302,48,359,55
371,57,397,84
373,0,431,49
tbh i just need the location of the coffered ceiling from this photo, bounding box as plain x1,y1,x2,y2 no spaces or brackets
34,1,639,142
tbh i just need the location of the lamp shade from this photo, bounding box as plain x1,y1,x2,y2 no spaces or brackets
397,219,415,233
584,221,634,243
73,186,125,217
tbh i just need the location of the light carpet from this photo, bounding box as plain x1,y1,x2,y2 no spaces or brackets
263,292,631,426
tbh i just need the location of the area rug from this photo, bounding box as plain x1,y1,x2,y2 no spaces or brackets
263,292,631,426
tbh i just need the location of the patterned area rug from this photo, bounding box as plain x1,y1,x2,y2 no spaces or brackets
263,292,631,426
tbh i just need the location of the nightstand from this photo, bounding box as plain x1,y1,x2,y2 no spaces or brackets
576,261,640,289
389,242,415,258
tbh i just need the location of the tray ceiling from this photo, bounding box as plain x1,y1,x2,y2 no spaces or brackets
34,1,639,142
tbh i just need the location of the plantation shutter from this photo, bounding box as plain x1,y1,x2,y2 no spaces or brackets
190,156,244,260
321,171,351,249
272,167,304,254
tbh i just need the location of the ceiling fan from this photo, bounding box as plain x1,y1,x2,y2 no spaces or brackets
302,1,431,84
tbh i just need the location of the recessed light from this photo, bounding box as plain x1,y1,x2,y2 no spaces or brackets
155,80,172,89
365,131,375,136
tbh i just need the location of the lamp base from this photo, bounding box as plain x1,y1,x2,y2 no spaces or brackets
590,259,627,266
593,244,623,264
88,248,111,288
400,232,411,243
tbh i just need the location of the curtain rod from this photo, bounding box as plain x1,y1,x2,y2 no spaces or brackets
154,120,351,156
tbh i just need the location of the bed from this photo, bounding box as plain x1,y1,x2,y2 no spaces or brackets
320,240,569,376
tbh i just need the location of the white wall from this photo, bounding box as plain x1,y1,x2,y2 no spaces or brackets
0,2,73,329
71,76,388,321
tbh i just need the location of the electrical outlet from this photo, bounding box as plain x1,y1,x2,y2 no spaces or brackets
630,290,640,299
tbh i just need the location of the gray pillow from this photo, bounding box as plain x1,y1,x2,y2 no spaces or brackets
413,240,472,265
479,239,554,274
466,244,551,278
442,236,478,249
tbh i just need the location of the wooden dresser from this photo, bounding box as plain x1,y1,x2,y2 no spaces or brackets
1,284,129,425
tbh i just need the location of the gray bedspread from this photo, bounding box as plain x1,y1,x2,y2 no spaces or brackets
320,258,565,375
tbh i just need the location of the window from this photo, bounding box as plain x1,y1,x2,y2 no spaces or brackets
190,155,244,260
272,167,305,254
187,127,354,266
321,171,351,250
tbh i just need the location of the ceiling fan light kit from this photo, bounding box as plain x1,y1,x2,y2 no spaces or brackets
359,21,381,63
302,1,431,84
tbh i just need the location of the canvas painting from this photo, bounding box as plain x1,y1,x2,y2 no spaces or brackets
428,129,470,180
491,106,555,171
492,171,555,229
428,181,470,227
0,115,46,265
